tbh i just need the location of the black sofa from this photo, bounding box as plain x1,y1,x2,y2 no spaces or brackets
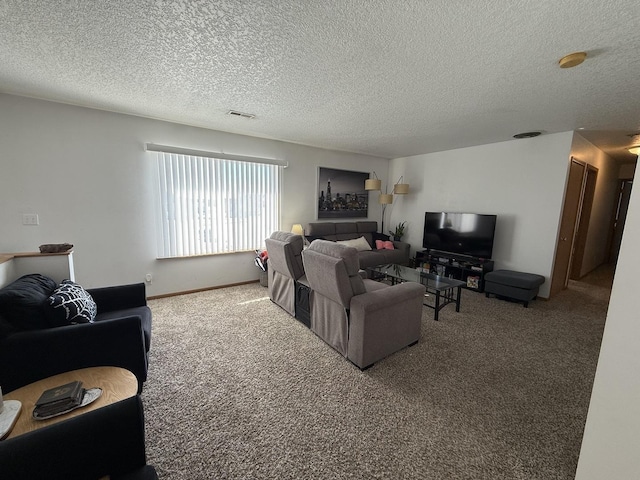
0,395,158,479
0,274,151,393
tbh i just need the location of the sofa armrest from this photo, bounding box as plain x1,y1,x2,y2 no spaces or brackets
87,282,147,312
348,282,425,368
0,317,147,393
392,240,410,254
0,395,157,480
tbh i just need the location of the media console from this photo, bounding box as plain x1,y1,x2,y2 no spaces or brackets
414,250,494,293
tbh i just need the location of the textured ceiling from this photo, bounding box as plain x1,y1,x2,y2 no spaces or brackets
1,0,639,163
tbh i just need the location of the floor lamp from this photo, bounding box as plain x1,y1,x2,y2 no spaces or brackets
365,172,410,235
379,193,393,236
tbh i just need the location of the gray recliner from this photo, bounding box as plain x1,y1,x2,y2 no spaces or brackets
265,231,306,316
302,239,426,369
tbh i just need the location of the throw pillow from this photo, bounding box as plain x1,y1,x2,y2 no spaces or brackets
48,280,97,326
336,236,372,252
375,239,395,250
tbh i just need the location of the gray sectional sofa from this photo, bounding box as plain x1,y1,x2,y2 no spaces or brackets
305,221,411,270
302,239,425,369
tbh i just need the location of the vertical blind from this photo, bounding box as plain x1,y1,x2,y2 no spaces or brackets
154,151,281,258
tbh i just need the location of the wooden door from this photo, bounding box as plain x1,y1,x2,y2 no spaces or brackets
609,180,633,263
550,159,584,296
570,165,598,279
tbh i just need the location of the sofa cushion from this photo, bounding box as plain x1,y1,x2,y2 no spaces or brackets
356,221,378,235
305,222,337,241
48,280,98,326
95,306,153,352
0,313,14,338
334,222,358,239
337,236,372,251
0,273,57,332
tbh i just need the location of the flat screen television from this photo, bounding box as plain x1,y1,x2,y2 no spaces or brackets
422,212,497,259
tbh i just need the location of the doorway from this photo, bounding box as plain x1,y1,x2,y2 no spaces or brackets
550,158,586,296
570,165,598,280
609,179,633,264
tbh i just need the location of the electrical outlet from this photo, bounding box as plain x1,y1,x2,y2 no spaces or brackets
145,274,153,284
22,213,39,225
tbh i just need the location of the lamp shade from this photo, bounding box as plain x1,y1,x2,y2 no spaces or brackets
394,183,409,194
365,178,382,191
291,224,304,235
379,193,393,205
629,146,640,155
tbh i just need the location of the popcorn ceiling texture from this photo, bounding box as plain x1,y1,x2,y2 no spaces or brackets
1,0,639,159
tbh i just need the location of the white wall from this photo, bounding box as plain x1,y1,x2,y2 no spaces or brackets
0,94,388,296
575,165,640,479
388,132,574,298
0,260,15,288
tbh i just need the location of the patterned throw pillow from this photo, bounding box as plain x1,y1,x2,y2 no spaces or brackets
48,280,97,325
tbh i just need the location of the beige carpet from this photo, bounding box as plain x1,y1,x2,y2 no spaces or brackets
142,266,612,479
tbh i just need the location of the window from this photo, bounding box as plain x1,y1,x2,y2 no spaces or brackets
151,148,282,258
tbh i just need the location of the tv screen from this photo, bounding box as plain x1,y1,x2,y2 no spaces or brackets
422,212,497,259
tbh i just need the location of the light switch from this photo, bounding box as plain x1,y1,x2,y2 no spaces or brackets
22,213,39,225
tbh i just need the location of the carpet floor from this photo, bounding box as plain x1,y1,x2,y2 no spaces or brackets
142,266,612,479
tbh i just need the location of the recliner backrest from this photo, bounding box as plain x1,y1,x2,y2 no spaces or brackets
302,240,366,307
265,231,305,280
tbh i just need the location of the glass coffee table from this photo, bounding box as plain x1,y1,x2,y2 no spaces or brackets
368,264,465,320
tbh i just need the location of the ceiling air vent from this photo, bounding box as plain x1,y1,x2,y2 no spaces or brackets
227,110,256,119
513,131,542,139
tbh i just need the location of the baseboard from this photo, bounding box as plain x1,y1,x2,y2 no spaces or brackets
147,280,259,300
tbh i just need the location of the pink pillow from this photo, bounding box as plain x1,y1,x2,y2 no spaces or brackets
376,240,395,250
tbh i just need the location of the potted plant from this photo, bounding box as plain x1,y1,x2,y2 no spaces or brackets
389,221,407,241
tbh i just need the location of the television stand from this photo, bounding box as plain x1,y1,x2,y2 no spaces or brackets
414,250,494,293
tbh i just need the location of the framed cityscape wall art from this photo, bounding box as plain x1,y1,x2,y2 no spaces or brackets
317,167,369,219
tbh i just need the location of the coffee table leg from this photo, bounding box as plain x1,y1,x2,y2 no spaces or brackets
434,291,441,321
455,286,461,312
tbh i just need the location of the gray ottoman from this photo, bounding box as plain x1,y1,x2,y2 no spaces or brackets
484,270,545,307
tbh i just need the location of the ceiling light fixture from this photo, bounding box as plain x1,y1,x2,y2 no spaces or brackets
559,51,587,68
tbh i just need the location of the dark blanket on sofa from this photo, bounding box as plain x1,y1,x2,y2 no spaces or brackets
0,274,58,335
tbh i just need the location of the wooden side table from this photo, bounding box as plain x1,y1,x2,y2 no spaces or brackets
3,366,137,440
